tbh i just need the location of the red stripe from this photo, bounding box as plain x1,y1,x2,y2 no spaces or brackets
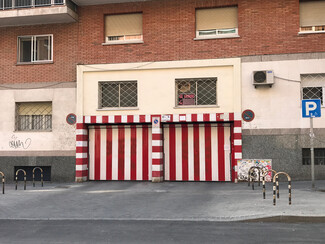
91,116,96,124
76,123,87,129
233,133,242,140
230,125,235,182
106,126,112,180
169,124,176,181
76,147,88,153
118,125,125,180
191,114,197,122
115,116,122,124
218,125,225,181
181,124,189,181
76,170,88,177
152,171,164,177
216,113,223,121
76,135,88,141
205,124,212,181
193,124,200,181
102,116,109,123
229,113,234,121
152,134,163,140
203,114,210,122
130,125,137,180
142,125,149,181
139,115,146,123
94,128,101,180
152,158,162,165
76,158,88,165
152,146,163,152
127,115,134,123
234,120,242,127
234,145,242,152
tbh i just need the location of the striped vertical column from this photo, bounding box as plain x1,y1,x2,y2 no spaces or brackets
232,112,242,183
152,116,164,182
75,117,89,182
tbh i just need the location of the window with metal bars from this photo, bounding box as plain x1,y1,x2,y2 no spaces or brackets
99,81,138,108
16,102,52,131
302,148,325,165
301,74,325,106
176,78,217,106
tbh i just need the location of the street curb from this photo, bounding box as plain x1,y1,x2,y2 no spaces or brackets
241,215,325,223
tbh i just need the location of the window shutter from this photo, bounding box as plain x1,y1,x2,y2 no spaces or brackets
105,13,142,36
300,1,325,27
196,7,238,31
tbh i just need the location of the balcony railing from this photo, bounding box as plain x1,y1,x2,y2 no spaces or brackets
0,0,74,10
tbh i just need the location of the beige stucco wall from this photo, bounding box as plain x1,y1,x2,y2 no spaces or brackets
0,87,76,155
242,58,325,129
78,58,241,117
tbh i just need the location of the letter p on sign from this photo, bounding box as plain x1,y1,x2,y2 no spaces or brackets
302,99,321,118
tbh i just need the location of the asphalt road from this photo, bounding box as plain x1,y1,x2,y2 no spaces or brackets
0,220,324,244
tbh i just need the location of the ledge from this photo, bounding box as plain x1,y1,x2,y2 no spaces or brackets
298,31,325,35
194,35,240,41
173,105,219,109
97,107,139,111
16,61,54,66
102,40,144,46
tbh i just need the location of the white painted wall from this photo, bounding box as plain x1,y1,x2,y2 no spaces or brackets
0,87,76,153
242,59,325,129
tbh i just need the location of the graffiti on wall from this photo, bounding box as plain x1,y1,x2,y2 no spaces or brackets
9,135,31,149
237,159,272,182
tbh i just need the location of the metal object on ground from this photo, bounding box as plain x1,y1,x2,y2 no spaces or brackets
273,172,292,206
262,169,277,199
15,169,27,190
33,167,44,187
0,171,5,194
248,166,264,190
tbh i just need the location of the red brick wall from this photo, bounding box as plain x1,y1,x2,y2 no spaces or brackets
1,0,325,84
0,23,78,84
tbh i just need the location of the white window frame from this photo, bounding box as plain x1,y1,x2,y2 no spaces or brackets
195,28,239,39
299,25,325,34
17,34,53,64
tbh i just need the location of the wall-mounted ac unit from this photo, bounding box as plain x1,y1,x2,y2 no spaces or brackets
252,70,274,88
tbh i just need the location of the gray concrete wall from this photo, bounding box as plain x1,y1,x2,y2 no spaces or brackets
242,129,325,181
0,156,75,182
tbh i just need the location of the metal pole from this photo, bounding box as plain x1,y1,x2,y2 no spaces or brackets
310,117,315,190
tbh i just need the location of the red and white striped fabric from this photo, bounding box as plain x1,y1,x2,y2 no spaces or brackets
88,125,152,181
164,123,231,181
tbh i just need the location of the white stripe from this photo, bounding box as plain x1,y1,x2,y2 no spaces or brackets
211,126,218,181
164,127,170,181
124,127,131,180
109,115,115,123
152,165,163,171
89,129,95,180
234,139,242,146
224,127,231,181
148,128,152,180
145,114,151,123
136,127,143,180
223,113,229,121
234,112,241,120
235,152,242,159
197,113,203,122
179,115,186,121
112,128,118,180
122,115,127,123
210,113,216,122
152,152,163,159
77,116,83,123
173,114,179,122
85,116,91,124
152,140,163,146
152,128,162,134
234,127,242,133
133,115,139,123
76,164,88,171
76,153,87,159
175,126,182,180
188,125,194,181
100,129,107,180
76,141,88,147
96,116,102,124
76,129,88,135
199,126,205,181
186,114,192,122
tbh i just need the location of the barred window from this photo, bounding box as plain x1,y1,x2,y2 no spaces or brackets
176,78,217,106
16,102,52,131
302,148,325,165
99,81,138,108
301,74,325,105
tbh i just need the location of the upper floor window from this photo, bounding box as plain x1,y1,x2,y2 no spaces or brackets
195,7,238,39
176,78,217,106
301,74,325,106
18,35,53,63
300,1,325,33
99,81,138,109
104,13,143,44
16,102,52,131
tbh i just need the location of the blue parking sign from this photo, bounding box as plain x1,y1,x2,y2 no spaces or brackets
302,99,321,118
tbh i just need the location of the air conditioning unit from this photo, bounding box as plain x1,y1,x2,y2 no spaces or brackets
252,70,274,88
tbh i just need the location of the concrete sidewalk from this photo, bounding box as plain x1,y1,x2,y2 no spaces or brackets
0,180,324,222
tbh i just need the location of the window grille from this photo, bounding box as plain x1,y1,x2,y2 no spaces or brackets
301,74,325,105
302,148,325,165
16,102,52,131
176,78,217,106
99,81,138,108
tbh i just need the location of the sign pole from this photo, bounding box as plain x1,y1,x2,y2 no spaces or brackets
310,117,315,190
